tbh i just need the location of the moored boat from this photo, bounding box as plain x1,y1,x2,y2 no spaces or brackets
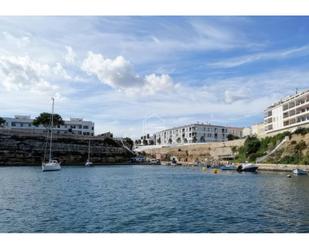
292,168,307,176
85,139,93,167
220,164,237,170
237,163,258,172
42,160,61,171
42,97,61,172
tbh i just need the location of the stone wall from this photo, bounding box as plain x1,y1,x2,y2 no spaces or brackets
257,163,309,172
0,130,133,166
143,139,245,163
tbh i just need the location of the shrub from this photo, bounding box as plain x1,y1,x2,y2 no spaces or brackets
279,155,298,164
294,127,309,135
295,140,306,152
244,136,261,156
227,134,240,141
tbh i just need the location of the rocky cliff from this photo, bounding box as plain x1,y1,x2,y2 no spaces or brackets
0,130,133,166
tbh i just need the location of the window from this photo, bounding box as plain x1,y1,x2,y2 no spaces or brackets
83,125,89,129
12,122,16,127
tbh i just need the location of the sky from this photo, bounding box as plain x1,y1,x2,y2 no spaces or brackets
0,16,309,138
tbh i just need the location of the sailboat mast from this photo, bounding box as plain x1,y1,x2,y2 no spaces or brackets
88,139,91,161
49,97,55,162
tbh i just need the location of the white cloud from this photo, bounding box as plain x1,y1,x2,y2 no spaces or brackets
0,55,71,95
2,31,31,48
208,45,309,68
81,51,179,95
224,89,249,104
64,46,76,64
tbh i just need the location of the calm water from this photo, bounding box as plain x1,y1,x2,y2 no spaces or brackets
0,165,309,233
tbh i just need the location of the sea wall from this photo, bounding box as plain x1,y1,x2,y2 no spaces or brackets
256,163,309,172
142,139,245,163
0,130,133,166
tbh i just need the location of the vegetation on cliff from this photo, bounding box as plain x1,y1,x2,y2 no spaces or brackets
234,128,309,165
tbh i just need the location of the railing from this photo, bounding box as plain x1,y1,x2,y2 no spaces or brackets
256,136,289,163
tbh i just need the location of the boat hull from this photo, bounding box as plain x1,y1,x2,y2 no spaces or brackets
237,164,258,172
221,165,237,170
42,162,61,171
293,169,307,175
242,166,258,172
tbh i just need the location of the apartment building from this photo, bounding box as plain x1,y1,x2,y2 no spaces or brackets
3,115,95,136
154,123,228,145
264,89,309,134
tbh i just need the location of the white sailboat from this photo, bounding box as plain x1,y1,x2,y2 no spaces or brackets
85,139,93,167
42,97,61,172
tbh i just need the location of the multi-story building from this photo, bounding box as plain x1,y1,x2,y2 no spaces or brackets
264,89,309,134
227,127,243,138
154,123,228,145
3,115,95,136
251,122,266,137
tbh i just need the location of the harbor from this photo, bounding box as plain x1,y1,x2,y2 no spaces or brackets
0,164,308,233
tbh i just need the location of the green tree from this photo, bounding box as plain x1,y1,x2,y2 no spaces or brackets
244,136,261,156
227,134,240,141
157,137,161,145
0,117,5,127
32,112,64,128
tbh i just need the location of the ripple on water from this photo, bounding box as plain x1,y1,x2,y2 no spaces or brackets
0,165,309,232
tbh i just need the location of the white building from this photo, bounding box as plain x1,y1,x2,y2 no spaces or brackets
227,127,243,138
154,123,229,145
264,89,309,134
3,115,95,136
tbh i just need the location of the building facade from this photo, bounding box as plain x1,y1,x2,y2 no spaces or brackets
251,122,266,137
154,123,229,145
264,90,309,134
227,127,243,138
3,115,95,136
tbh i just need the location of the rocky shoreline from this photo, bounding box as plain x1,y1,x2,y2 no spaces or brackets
0,130,133,166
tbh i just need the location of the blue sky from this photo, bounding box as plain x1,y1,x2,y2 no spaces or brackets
0,16,308,138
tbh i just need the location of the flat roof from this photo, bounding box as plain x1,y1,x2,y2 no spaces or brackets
266,89,309,110
155,123,227,133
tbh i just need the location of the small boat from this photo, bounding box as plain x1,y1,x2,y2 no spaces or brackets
42,160,61,171
85,160,93,167
292,168,307,176
85,139,93,167
42,97,61,172
237,163,258,172
220,164,237,170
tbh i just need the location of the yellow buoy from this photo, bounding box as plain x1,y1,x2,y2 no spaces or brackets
213,169,218,174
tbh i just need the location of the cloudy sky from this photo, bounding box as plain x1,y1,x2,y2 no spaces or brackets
0,16,308,138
